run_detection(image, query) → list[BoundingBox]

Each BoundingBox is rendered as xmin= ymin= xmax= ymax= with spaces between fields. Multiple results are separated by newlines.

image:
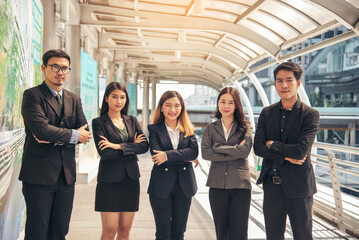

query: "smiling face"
xmin=161 ymin=97 xmax=182 ymax=123
xmin=41 ymin=57 xmax=70 ymax=91
xmin=218 ymin=93 xmax=236 ymax=119
xmin=275 ymin=69 xmax=301 ymax=103
xmin=105 ymin=89 xmax=127 ymax=114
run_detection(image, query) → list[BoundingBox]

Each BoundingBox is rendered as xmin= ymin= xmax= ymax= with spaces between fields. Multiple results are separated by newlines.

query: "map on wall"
xmin=0 ymin=0 xmax=43 ymax=239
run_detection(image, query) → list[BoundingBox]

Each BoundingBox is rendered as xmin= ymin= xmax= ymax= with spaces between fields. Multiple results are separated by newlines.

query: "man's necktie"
xmin=56 ymin=93 xmax=63 ymax=110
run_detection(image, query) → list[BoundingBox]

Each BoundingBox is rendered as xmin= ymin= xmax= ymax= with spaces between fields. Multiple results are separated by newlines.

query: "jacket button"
xmin=183 ymin=167 xmax=186 ymax=170
xmin=62 ymin=151 xmax=65 ymax=155
xmin=165 ymin=168 xmax=168 ymax=171
xmin=60 ymin=121 xmax=64 ymax=125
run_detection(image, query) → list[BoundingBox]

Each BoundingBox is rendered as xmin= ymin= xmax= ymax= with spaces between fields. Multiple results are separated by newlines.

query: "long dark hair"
xmin=100 ymin=82 xmax=130 ymax=116
xmin=214 ymin=87 xmax=247 ymax=135
xmin=152 ymin=91 xmax=194 ymax=137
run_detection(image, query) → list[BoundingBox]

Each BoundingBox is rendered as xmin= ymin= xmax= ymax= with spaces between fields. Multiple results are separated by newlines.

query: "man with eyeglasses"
xmin=20 ymin=49 xmax=92 ymax=240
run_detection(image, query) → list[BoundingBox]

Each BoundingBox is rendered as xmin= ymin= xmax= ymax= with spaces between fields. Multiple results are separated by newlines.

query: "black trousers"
xmin=209 ymin=188 xmax=251 ymax=240
xmin=263 ymin=176 xmax=313 ymax=240
xmin=22 ymin=170 xmax=75 ymax=240
xmin=149 ymin=178 xmax=192 ymax=240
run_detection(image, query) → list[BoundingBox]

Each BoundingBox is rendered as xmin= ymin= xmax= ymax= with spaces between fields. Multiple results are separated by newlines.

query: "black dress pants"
xmin=263 ymin=176 xmax=313 ymax=240
xmin=22 ymin=170 xmax=75 ymax=240
xmin=149 ymin=178 xmax=192 ymax=240
xmin=209 ymin=188 xmax=251 ymax=240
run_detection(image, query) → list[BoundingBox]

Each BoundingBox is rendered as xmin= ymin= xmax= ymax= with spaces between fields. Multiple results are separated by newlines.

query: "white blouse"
xmin=165 ymin=123 xmax=180 ymax=150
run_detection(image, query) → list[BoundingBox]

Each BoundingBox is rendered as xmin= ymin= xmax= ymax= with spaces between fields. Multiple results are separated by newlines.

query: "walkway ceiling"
xmin=79 ymin=0 xmax=359 ymax=90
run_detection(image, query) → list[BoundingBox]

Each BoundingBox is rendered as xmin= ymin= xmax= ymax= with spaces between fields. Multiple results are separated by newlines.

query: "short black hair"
xmin=273 ymin=62 xmax=303 ymax=81
xmin=42 ymin=49 xmax=71 ymax=66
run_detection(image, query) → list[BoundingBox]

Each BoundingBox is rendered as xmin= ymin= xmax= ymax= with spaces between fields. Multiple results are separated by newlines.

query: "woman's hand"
xmin=239 ymin=139 xmax=246 ymax=146
xmin=188 ymin=158 xmax=199 ymax=168
xmin=134 ymin=132 xmax=146 ymax=143
xmin=152 ymin=150 xmax=167 ymax=165
xmin=98 ymin=136 xmax=121 ymax=150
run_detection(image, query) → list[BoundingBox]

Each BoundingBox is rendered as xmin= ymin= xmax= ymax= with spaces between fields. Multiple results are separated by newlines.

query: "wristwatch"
xmin=267 ymin=141 xmax=273 ymax=150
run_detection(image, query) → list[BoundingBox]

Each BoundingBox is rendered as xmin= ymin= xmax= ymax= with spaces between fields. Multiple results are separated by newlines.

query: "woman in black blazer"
xmin=92 ymin=82 xmax=148 ymax=240
xmin=147 ymin=90 xmax=199 ymax=240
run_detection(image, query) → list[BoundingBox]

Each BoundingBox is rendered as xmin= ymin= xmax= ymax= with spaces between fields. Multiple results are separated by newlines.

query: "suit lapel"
xmin=123 ymin=115 xmax=133 ymax=141
xmin=227 ymin=121 xmax=238 ymax=140
xmin=213 ymin=120 xmax=226 ymax=141
xmin=102 ymin=113 xmax=123 ymax=142
xmin=282 ymin=99 xmax=301 ymax=142
xmin=158 ymin=122 xmax=174 ymax=150
xmin=62 ymin=89 xmax=73 ymax=120
xmin=272 ymin=103 xmax=281 ymax=141
xmin=177 ymin=131 xmax=186 ymax=150
xmin=40 ymin=82 xmax=62 ymax=118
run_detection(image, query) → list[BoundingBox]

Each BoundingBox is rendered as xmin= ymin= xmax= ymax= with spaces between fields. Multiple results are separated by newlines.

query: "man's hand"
xmin=285 ymin=156 xmax=307 ymax=165
xmin=33 ymin=134 xmax=50 ymax=144
xmin=265 ymin=140 xmax=273 ymax=147
xmin=152 ymin=150 xmax=167 ymax=165
xmin=78 ymin=124 xmax=92 ymax=144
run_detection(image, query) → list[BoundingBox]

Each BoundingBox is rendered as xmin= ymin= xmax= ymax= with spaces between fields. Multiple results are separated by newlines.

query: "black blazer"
xmin=92 ymin=113 xmax=148 ymax=183
xmin=19 ymin=82 xmax=88 ymax=185
xmin=254 ymin=99 xmax=319 ymax=198
xmin=147 ymin=122 xmax=198 ymax=200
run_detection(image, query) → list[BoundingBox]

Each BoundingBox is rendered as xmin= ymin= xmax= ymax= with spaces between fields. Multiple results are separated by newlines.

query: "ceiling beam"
xmin=80 ymin=3 xmax=280 ymax=57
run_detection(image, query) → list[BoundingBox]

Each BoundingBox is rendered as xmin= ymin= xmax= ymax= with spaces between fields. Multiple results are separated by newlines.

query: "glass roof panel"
xmin=240 ymin=20 xmax=284 ymax=45
xmin=249 ymin=11 xmax=299 ymax=40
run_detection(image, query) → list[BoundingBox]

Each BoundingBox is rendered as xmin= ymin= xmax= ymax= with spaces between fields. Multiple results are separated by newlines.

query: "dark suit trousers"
xmin=209 ymin=188 xmax=251 ymax=240
xmin=149 ymin=177 xmax=192 ymax=240
xmin=263 ymin=176 xmax=313 ymax=240
xmin=22 ymin=169 xmax=75 ymax=240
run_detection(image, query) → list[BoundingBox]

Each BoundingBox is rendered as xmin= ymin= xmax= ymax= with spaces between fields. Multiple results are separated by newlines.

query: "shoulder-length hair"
xmin=100 ymin=82 xmax=130 ymax=116
xmin=214 ymin=87 xmax=247 ymax=134
xmin=152 ymin=90 xmax=194 ymax=138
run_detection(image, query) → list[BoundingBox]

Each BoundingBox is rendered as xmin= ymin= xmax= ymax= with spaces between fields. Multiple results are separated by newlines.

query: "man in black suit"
xmin=19 ymin=49 xmax=92 ymax=240
xmin=254 ymin=62 xmax=319 ymax=240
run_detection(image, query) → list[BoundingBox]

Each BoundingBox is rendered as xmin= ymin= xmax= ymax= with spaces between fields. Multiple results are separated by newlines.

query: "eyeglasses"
xmin=46 ymin=64 xmax=71 ymax=74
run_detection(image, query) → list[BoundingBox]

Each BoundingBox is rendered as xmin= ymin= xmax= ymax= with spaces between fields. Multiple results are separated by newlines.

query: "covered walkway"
xmin=67 ymin=152 xmax=356 ymax=240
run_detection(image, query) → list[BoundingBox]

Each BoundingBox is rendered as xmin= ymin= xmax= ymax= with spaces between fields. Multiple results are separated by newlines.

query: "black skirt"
xmin=95 ymin=173 xmax=140 ymax=212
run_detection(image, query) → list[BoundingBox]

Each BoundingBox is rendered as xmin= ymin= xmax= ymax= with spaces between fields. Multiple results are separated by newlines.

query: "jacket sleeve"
xmin=201 ymin=124 xmax=240 ymax=162
xmin=148 ymin=124 xmax=162 ymax=156
xmin=212 ymin=125 xmax=253 ymax=159
xmin=121 ymin=117 xmax=149 ymax=156
xmin=269 ymin=109 xmax=319 ymax=159
xmin=166 ymin=134 xmax=199 ymax=162
xmin=253 ymin=109 xmax=285 ymax=164
xmin=21 ymin=89 xmax=72 ymax=144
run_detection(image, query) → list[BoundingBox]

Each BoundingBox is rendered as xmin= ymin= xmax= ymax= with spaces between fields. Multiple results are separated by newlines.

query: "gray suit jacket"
xmin=201 ymin=119 xmax=253 ymax=189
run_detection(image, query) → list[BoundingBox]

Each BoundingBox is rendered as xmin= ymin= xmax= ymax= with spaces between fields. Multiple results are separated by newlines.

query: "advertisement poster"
xmin=0 ymin=0 xmax=43 ymax=239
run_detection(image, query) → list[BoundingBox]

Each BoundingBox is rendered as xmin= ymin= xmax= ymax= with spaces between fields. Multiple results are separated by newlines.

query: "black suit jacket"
xmin=254 ymin=99 xmax=319 ymax=198
xmin=147 ymin=122 xmax=198 ymax=200
xmin=19 ymin=82 xmax=88 ymax=185
xmin=92 ymin=113 xmax=148 ymax=183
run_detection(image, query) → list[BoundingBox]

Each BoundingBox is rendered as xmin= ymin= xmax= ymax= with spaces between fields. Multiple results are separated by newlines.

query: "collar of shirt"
xmin=45 ymin=81 xmax=63 ymax=99
xmin=221 ymin=119 xmax=233 ymax=142
xmin=165 ymin=123 xmax=180 ymax=150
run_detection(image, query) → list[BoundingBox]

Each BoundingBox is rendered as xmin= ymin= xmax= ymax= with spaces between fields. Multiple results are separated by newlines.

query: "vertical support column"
xmin=65 ymin=25 xmax=81 ymax=96
xmin=246 ymin=72 xmax=270 ymax=107
xmin=41 ymin=0 xmax=56 ymax=52
xmin=142 ymin=78 xmax=150 ymax=136
xmin=151 ymin=81 xmax=157 ymax=121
